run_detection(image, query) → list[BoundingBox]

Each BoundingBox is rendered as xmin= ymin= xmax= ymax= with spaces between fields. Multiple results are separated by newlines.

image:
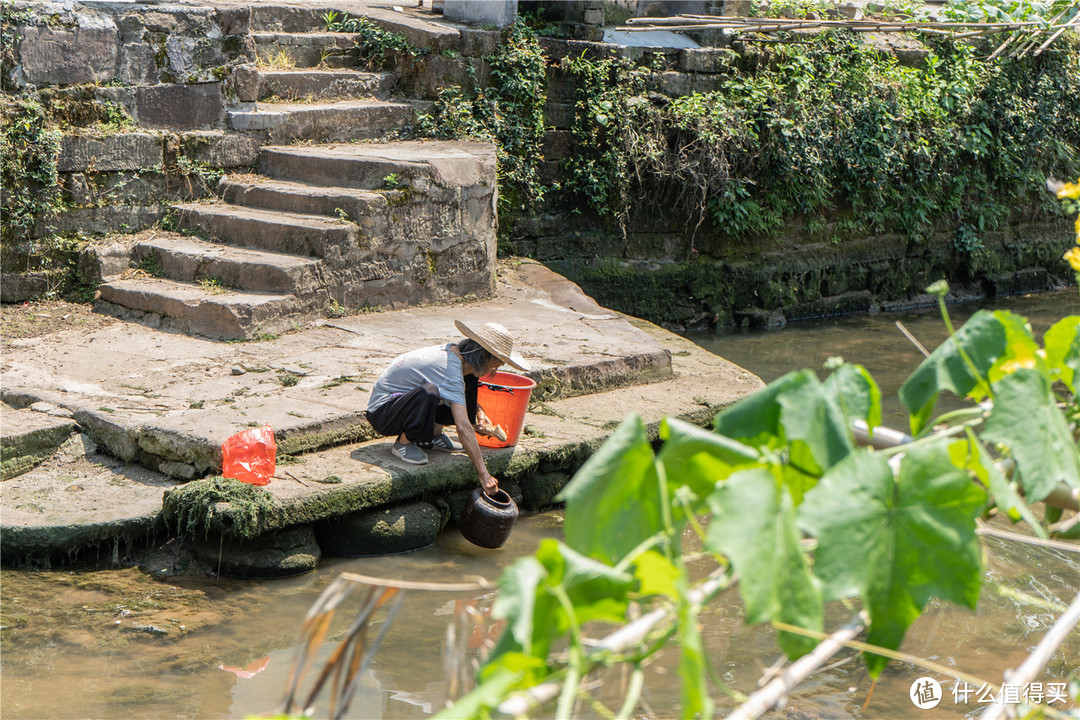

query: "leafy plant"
xmin=1051 ymin=178 xmax=1080 ymax=288
xmin=558 ymin=30 xmax=1080 ymax=245
xmin=382 ymin=173 xmax=400 ymax=189
xmin=0 ymin=97 xmax=63 ymax=246
xmin=437 ymin=284 xmax=1079 ymax=718
xmin=323 ymin=12 xmax=424 ymax=69
xmin=196 ymin=274 xmax=227 ymax=294
xmin=412 ymin=18 xmax=550 ymax=214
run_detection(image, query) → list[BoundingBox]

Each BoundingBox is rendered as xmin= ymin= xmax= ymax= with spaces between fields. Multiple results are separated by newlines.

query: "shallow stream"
xmin=2 ymin=290 xmax=1078 ymax=719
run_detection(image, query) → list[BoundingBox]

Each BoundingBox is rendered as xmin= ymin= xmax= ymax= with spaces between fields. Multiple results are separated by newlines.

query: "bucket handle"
xmin=479 ymin=382 xmax=516 ymax=394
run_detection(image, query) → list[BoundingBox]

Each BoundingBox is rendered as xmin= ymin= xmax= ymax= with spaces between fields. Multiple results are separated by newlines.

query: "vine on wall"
xmin=410 ymin=19 xmax=550 ymax=215
xmin=560 ymin=31 xmax=1080 ymax=249
xmin=0 ymin=97 xmax=63 ymax=249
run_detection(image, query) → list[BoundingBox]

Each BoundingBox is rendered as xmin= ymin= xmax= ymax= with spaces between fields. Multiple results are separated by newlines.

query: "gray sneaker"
xmin=428 ymin=433 xmax=463 ymax=452
xmin=392 ymin=441 xmax=428 ymax=465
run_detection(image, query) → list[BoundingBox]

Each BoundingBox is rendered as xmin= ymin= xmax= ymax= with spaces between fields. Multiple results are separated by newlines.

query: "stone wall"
xmin=2 ymin=1 xmax=1073 ymax=322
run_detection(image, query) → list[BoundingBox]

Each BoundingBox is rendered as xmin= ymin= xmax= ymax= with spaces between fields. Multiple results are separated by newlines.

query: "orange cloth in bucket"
xmin=476 ymin=372 xmax=535 ymax=448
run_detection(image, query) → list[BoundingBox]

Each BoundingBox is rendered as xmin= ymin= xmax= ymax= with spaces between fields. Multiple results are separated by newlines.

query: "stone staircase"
xmin=96 ymin=141 xmax=497 ymax=339
xmin=95 ymin=14 xmax=498 ymax=340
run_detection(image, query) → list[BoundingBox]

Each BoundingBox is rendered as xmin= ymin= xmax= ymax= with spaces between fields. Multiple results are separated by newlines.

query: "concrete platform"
xmin=1 ymin=261 xmax=763 ymax=563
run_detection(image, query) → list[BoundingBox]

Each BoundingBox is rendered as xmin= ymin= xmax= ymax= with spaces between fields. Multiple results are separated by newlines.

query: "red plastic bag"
xmin=221 ymin=424 xmax=276 ymax=486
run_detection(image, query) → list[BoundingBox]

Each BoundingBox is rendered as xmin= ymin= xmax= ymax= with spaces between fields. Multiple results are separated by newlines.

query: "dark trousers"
xmin=366 ymin=378 xmax=478 ymax=445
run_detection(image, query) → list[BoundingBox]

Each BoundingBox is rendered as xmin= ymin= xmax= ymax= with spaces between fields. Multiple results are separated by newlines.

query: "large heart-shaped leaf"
xmin=713 ymin=370 xmax=854 ymax=499
xmin=798 ymin=443 xmax=985 ymax=676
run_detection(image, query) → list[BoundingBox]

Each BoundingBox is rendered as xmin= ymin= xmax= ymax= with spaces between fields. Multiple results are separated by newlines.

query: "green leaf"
xmin=824 ymin=362 xmax=882 ymax=431
xmin=633 ymin=549 xmax=682 ymax=600
xmin=658 ymin=417 xmax=760 ymax=501
xmin=706 ymin=468 xmax=823 ymax=658
xmin=558 ymin=414 xmax=663 ymax=564
xmin=489 ymin=541 xmax=634 ymax=666
xmin=798 ymin=443 xmax=985 ymax=676
xmin=899 ymin=309 xmax=1006 ymax=434
xmin=490 ymin=556 xmax=554 ymax=661
xmin=713 ymin=370 xmax=854 ymax=497
xmin=1043 ymin=315 xmax=1080 ymax=393
xmin=986 ymin=310 xmax=1043 ymax=386
xmin=677 ymin=599 xmax=714 ymax=720
xmin=535 ymin=539 xmax=634 ymax=626
xmin=982 ymin=368 xmax=1080 ymax=502
xmin=949 ymin=431 xmax=1046 ymax=538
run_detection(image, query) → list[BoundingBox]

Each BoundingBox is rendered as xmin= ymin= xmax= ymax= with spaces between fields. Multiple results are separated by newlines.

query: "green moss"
xmin=162 ymin=476 xmax=274 ymax=540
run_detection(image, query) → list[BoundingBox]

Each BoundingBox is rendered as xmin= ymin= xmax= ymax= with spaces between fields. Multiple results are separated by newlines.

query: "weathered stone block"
xmin=544 ymin=102 xmax=574 ymax=129
xmin=44 ymin=206 xmax=165 ymax=238
xmin=180 ymin=131 xmax=260 ymax=167
xmin=196 ymin=525 xmax=321 ymax=577
xmin=214 ymin=7 xmax=251 ymax=36
xmin=0 ymin=272 xmax=60 ymax=303
xmin=136 ymin=84 xmax=223 ymax=130
xmin=163 ymin=35 xmax=232 ymax=84
xmin=1 ymin=408 xmax=78 ymax=480
xmin=653 ymin=70 xmax=722 ymax=97
xmin=58 ymin=133 xmax=164 ymax=173
xmin=680 ymin=47 xmax=736 ymax=73
xmin=457 ymin=28 xmax=500 ymax=57
xmin=231 ymin=64 xmax=259 ymax=103
xmin=316 ymin=501 xmax=445 ymax=556
xmin=118 ymin=42 xmax=159 ymax=85
xmin=19 ymin=23 xmax=119 ymax=86
xmin=542 ymin=130 xmax=574 ymax=161
xmin=444 ymin=0 xmax=517 ymax=28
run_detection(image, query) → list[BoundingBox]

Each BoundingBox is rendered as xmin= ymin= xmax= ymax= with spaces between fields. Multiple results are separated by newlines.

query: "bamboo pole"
xmin=851 ymin=420 xmax=1080 ymax=512
xmin=724 ymin=612 xmax=869 ymax=720
xmin=978 ymin=594 xmax=1080 ymax=720
xmin=1034 ymin=8 xmax=1080 ymax=55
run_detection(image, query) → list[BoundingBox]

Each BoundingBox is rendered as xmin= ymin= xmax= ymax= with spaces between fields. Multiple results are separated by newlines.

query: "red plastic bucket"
xmin=476 ymin=371 xmax=535 ymax=448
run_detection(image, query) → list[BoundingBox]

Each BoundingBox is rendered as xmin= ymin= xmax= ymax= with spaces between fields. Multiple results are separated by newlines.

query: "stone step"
xmin=251 ymin=32 xmax=360 ymax=69
xmin=1 ymin=406 xmax=78 ymax=480
xmin=95 ymin=277 xmax=305 ymax=340
xmin=258 ymin=140 xmax=496 ymax=192
xmin=227 ymin=99 xmax=413 ymax=143
xmin=133 ymin=235 xmax=324 ymax=295
xmin=256 ymin=68 xmax=398 ymax=101
xmin=247 ymin=5 xmax=460 ymax=51
xmin=171 ymin=202 xmax=358 ymax=258
xmin=219 ymin=176 xmax=388 ymax=221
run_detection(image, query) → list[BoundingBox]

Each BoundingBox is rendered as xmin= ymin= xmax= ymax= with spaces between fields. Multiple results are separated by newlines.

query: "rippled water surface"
xmin=2 ymin=290 xmax=1078 ymax=719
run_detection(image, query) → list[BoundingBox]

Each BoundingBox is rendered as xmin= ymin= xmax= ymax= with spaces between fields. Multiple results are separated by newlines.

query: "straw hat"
xmin=454 ymin=320 xmax=531 ymax=372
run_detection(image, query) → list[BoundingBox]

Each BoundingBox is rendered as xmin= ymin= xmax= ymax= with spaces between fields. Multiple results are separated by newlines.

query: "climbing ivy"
xmin=0 ymin=97 xmax=63 ymax=247
xmin=412 ymin=18 xmax=550 ymax=213
xmin=559 ymin=31 xmax=1080 ymax=245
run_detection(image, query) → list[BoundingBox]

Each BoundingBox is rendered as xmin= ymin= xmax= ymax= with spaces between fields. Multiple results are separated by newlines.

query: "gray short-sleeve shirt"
xmin=367 ymin=343 xmax=466 ymax=412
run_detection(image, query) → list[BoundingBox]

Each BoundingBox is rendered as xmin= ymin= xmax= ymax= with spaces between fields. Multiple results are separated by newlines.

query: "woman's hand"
xmin=480 ymin=471 xmax=499 ymax=495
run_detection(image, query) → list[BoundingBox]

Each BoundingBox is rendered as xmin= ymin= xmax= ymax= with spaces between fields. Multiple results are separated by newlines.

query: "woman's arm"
xmin=450 ymin=401 xmax=497 ymax=494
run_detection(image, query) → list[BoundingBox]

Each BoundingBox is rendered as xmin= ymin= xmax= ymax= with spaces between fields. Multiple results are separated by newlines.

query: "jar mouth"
xmin=485 ymin=489 xmax=512 ymax=507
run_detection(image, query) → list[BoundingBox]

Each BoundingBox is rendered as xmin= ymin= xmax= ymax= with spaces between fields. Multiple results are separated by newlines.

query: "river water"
xmin=2 ymin=290 xmax=1078 ymax=719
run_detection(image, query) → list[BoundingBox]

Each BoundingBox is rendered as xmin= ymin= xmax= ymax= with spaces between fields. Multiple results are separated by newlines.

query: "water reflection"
xmin=2 ymin=291 xmax=1078 ymax=719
